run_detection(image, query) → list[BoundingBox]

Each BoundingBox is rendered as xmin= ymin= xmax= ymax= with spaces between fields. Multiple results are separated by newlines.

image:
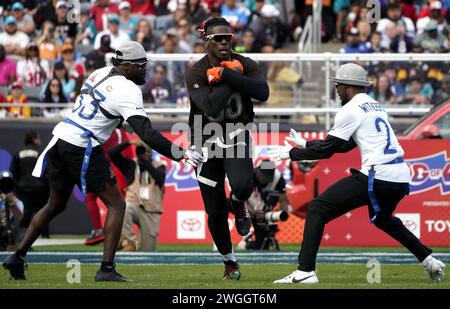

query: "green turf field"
xmin=1 ymin=264 xmax=448 ymax=289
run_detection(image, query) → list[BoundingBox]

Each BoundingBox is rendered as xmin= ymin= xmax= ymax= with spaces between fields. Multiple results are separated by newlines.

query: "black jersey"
xmin=185 ymin=53 xmax=268 ymax=143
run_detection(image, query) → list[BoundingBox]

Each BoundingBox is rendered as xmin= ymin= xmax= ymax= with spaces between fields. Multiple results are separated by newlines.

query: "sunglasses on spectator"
xmin=121 ymin=60 xmax=148 ymax=70
xmin=205 ymin=33 xmax=233 ymax=42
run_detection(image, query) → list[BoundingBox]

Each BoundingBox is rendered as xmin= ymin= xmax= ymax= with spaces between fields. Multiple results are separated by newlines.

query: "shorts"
xmin=46 ymin=139 xmax=116 ymax=193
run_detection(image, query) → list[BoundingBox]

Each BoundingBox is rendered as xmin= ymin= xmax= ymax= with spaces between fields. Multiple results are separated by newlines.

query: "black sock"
xmin=101 ymin=261 xmax=114 ymax=272
xmin=15 ymin=250 xmax=26 ymax=260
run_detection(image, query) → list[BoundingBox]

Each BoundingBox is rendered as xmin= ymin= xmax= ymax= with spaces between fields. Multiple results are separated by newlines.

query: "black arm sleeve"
xmin=127 ymin=115 xmax=184 ymax=162
xmin=190 ymin=84 xmax=233 ymax=118
xmin=108 ymin=142 xmax=136 ymax=186
xmin=289 ymin=135 xmax=351 ymax=161
xmin=140 ymin=161 xmax=166 ymax=188
xmin=305 ymin=137 xmax=357 ymax=153
xmin=221 ymin=68 xmax=269 ymax=102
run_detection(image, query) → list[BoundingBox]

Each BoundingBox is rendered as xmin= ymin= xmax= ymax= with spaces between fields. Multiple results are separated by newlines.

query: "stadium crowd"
xmin=0 ymin=0 xmax=448 ymax=119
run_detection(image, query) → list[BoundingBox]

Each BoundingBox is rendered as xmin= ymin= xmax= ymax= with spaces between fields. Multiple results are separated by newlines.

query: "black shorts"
xmin=46 ymin=139 xmax=116 ymax=193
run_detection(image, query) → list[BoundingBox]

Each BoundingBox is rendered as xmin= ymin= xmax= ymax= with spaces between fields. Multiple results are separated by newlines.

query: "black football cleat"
xmin=3 ymin=254 xmax=27 ymax=280
xmin=95 ymin=266 xmax=132 ymax=282
xmin=223 ymin=261 xmax=241 ymax=280
xmin=230 ymin=199 xmax=251 ymax=236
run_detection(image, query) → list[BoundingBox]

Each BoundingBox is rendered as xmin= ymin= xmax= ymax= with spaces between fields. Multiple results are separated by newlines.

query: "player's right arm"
xmin=185 ymin=65 xmax=233 ymax=118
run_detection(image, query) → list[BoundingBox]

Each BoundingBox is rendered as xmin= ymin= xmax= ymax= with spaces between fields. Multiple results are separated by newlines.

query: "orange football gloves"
xmin=206 ymin=67 xmax=223 ymax=84
xmin=220 ymin=59 xmax=243 ymax=74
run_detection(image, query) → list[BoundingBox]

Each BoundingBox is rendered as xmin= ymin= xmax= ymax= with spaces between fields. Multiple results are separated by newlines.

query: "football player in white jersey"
xmin=270 ymin=63 xmax=445 ymax=284
xmin=3 ymin=41 xmax=204 ymax=282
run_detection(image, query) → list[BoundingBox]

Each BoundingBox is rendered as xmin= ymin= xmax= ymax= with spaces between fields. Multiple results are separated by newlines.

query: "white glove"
xmin=183 ymin=149 xmax=205 ymax=168
xmin=285 ymin=128 xmax=306 ymax=148
xmin=267 ymin=141 xmax=293 ymax=162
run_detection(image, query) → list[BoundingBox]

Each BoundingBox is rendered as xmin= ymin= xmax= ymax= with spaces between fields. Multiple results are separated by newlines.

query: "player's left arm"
xmin=220 ymin=57 xmax=269 ymax=102
xmin=306 ymin=137 xmax=357 ymax=153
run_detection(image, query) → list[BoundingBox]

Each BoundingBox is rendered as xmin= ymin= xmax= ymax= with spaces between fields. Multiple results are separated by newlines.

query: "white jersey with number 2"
xmin=328 ymin=93 xmax=410 ymax=183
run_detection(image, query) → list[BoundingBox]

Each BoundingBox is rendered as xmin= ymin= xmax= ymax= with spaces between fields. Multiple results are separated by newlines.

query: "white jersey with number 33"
xmin=52 ymin=66 xmax=147 ymax=148
xmin=328 ymin=93 xmax=410 ymax=183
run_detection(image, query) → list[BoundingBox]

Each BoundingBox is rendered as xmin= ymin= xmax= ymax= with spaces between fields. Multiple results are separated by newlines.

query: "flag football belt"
xmin=368 ymin=157 xmax=404 ymax=224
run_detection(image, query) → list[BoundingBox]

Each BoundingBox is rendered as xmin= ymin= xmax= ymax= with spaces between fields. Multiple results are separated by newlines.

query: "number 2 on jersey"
xmin=375 ymin=117 xmax=397 ymax=154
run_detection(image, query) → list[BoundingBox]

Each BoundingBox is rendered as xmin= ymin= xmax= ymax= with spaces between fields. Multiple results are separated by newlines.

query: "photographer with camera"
xmin=0 ymin=171 xmax=24 ymax=251
xmin=240 ymin=160 xmax=289 ymax=250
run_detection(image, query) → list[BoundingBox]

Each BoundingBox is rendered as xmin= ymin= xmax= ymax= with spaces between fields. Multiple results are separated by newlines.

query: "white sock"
xmin=223 ymin=252 xmax=237 ymax=263
xmin=422 ymin=255 xmax=433 ymax=266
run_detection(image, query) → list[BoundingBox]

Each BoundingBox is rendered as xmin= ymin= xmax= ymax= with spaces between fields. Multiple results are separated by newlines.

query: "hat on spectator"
xmin=430 ymin=1 xmax=442 ymax=10
xmin=118 ymin=1 xmax=131 ymax=10
xmin=114 ymin=41 xmax=148 ymax=61
xmin=55 ymin=1 xmax=67 ymax=9
xmin=61 ymin=43 xmax=74 ymax=53
xmin=349 ymin=27 xmax=359 ymax=36
xmin=108 ymin=14 xmax=120 ymax=24
xmin=54 ymin=61 xmax=66 ymax=70
xmin=425 ymin=20 xmax=438 ymax=31
xmin=5 ymin=15 xmax=17 ymax=25
xmin=329 ymin=63 xmax=373 ymax=87
xmin=260 ymin=4 xmax=280 ymax=18
xmin=387 ymin=2 xmax=401 ymax=10
xmin=12 ymin=2 xmax=24 ymax=11
xmin=166 ymin=28 xmax=178 ymax=37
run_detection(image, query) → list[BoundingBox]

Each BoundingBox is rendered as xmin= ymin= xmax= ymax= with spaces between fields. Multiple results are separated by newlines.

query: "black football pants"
xmin=298 ymin=169 xmax=432 ymax=271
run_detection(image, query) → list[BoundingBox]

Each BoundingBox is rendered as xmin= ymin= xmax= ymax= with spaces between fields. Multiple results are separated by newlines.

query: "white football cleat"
xmin=423 ymin=256 xmax=445 ymax=282
xmin=273 ymin=270 xmax=319 ymax=284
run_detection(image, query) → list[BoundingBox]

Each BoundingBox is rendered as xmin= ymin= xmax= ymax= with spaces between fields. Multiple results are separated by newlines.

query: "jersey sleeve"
xmin=185 ymin=64 xmax=207 ymax=96
xmin=327 ymin=108 xmax=363 ymax=141
xmin=112 ymin=86 xmax=148 ymax=120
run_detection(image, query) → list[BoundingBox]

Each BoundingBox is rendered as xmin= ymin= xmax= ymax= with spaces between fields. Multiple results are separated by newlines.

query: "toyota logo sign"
xmin=181 ymin=218 xmax=202 ymax=232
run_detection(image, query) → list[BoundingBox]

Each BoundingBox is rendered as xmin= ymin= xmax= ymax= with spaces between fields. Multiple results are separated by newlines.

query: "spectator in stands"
xmin=384 ymin=67 xmax=405 ymax=98
xmin=10 ymin=2 xmax=35 ymax=37
xmin=36 ymin=21 xmax=61 ymax=62
xmin=0 ymin=16 xmax=29 ymax=60
xmin=94 ymin=14 xmax=131 ymax=50
xmin=369 ymin=73 xmax=398 ymax=104
xmin=177 ymin=17 xmax=197 ymax=52
xmin=54 ymin=1 xmax=78 ymax=42
xmin=156 ymin=32 xmax=189 ymax=87
xmin=380 ymin=21 xmax=398 ymax=50
xmin=417 ymin=1 xmax=447 ymax=35
xmin=389 ymin=24 xmax=415 ymax=53
xmin=118 ymin=1 xmax=139 ymax=40
xmin=135 ymin=19 xmax=161 ymax=52
xmin=249 ymin=4 xmax=291 ymax=49
xmin=186 ymin=0 xmax=209 ymax=29
xmin=109 ymin=140 xmax=166 ymax=252
xmin=16 ymin=42 xmax=50 ymax=88
xmin=431 ymin=74 xmax=450 ymax=105
xmin=52 ymin=61 xmax=75 ymax=100
xmin=60 ymin=43 xmax=85 ymax=80
xmin=340 ymin=27 xmax=371 ymax=53
xmin=40 ymin=77 xmax=68 ymax=117
xmin=129 ymin=0 xmax=157 ymax=15
xmin=221 ymin=0 xmax=250 ymax=34
xmin=143 ymin=64 xmax=173 ymax=104
xmin=234 ymin=28 xmax=261 ymax=53
xmin=5 ymin=81 xmax=30 ymax=118
xmin=400 ymin=0 xmax=418 ymax=23
xmin=33 ymin=0 xmax=57 ymax=31
xmin=75 ymin=9 xmax=98 ymax=46
xmin=367 ymin=31 xmax=387 ymax=53
xmin=10 ymin=131 xmax=50 ymax=240
xmin=85 ymin=34 xmax=114 ymax=70
xmin=333 ymin=0 xmax=350 ymax=42
xmin=246 ymin=0 xmax=266 ymax=27
xmin=403 ymin=77 xmax=434 ymax=105
xmin=418 ymin=0 xmax=447 ymax=19
xmin=414 ymin=20 xmax=448 ymax=52
xmin=89 ymin=0 xmax=119 ymax=32
xmin=377 ymin=3 xmax=415 ymax=43
xmin=192 ymin=39 xmax=206 ymax=53
xmin=0 ymin=44 xmax=17 ymax=86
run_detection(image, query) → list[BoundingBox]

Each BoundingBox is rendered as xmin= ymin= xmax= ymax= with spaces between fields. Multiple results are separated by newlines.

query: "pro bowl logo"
xmin=407 ymin=151 xmax=450 ymax=195
xmin=155 ymin=146 xmax=292 ymax=192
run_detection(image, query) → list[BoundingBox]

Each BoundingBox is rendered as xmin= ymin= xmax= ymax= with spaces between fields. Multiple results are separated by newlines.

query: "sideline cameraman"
xmin=0 ymin=171 xmax=24 ymax=251
xmin=242 ymin=160 xmax=290 ymax=250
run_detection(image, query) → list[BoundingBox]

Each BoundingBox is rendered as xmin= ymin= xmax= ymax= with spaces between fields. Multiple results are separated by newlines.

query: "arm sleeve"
xmin=108 ymin=142 xmax=136 ymax=185
xmin=185 ymin=66 xmax=233 ymax=118
xmin=306 ymin=137 xmax=357 ymax=153
xmin=140 ymin=162 xmax=166 ymax=188
xmin=289 ymin=135 xmax=351 ymax=161
xmin=126 ymin=115 xmax=183 ymax=162
xmin=220 ymin=59 xmax=269 ymax=102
